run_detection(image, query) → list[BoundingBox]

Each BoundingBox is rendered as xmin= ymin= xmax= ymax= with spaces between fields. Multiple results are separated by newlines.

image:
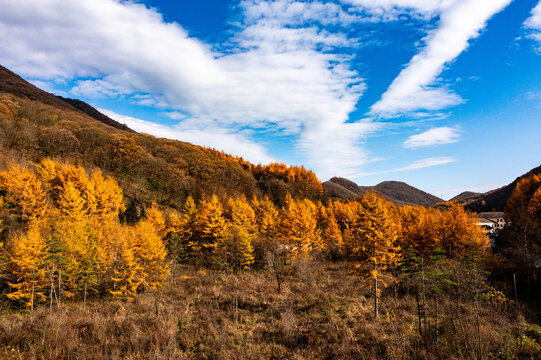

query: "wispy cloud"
xmin=370 ymin=0 xmax=512 ymax=118
xmin=524 ymin=1 xmax=541 ymax=52
xmin=28 ymin=79 xmax=68 ymax=97
xmin=342 ymin=0 xmax=449 ymax=20
xmin=359 ymin=156 xmax=456 ymax=176
xmin=403 ymin=126 xmax=461 ymax=148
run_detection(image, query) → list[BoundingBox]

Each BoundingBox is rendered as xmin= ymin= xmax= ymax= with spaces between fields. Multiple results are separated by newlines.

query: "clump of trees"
xmin=0 ymin=158 xmax=493 ymax=313
xmin=496 ymin=173 xmax=541 ymax=298
xmin=0 ymin=159 xmax=169 ymax=307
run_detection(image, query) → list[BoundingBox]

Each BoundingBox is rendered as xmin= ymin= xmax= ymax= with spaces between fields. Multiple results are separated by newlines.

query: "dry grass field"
xmin=1 ymin=261 xmax=539 ymax=360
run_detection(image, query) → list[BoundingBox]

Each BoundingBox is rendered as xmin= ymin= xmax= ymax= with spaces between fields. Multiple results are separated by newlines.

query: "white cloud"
xmin=99 ymin=109 xmax=276 ymax=165
xmin=0 ymin=0 xmax=372 ymax=179
xmin=403 ymin=126 xmax=461 ymax=148
xmin=27 ymin=79 xmax=68 ymax=96
xmin=525 ymin=1 xmax=541 ymax=29
xmin=343 ymin=0 xmax=454 ymax=19
xmin=525 ymin=1 xmax=541 ymax=52
xmin=370 ymin=0 xmax=512 ymax=117
xmin=242 ymin=0 xmax=359 ymax=26
xmin=389 ymin=156 xmax=456 ymax=171
xmin=359 ymin=156 xmax=455 ymax=176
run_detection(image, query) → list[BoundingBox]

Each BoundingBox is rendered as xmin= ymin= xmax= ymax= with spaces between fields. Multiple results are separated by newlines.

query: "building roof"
xmin=477 ymin=218 xmax=496 ymax=225
xmin=477 ymin=212 xmax=504 ymax=219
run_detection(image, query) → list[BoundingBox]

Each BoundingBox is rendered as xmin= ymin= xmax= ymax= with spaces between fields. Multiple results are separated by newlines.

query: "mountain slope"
xmin=0 ymin=64 xmax=323 ymax=209
xmin=0 ymin=65 xmax=133 ymax=132
xmin=450 ymin=191 xmax=480 ymax=203
xmin=323 ymin=177 xmax=443 ymax=207
xmin=57 ymin=96 xmax=133 ymax=132
xmin=463 ymin=164 xmax=541 ymax=212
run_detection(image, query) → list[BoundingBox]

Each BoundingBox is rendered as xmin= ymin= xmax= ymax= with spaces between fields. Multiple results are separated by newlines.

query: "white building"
xmin=477 ymin=211 xmax=505 ymax=234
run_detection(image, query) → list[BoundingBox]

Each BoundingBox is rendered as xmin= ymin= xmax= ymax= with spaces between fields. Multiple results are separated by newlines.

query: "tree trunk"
xmin=58 ymin=269 xmax=62 ymax=306
xmin=83 ymin=277 xmax=87 ymax=309
xmin=373 ymin=241 xmax=378 ymax=319
xmin=31 ymin=278 xmax=35 ymax=311
xmin=476 ymin=299 xmax=482 ymax=360
xmin=416 ymin=291 xmax=423 ymax=340
xmin=435 ymin=292 xmax=439 ymax=344
xmin=421 ymin=259 xmax=427 ymax=341
xmin=513 ymin=272 xmax=518 ymax=303
xmin=49 ymin=265 xmax=54 ymax=312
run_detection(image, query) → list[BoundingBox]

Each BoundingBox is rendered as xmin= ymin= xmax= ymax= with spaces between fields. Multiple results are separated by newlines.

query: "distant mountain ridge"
xmin=323 ymin=177 xmax=443 ymax=207
xmin=458 ymin=164 xmax=541 ymax=212
xmin=450 ymin=191 xmax=480 ymax=203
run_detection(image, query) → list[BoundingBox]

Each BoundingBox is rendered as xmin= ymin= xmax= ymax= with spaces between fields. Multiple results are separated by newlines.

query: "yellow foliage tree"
xmin=194 ymin=195 xmax=228 ymax=257
xmin=322 ymin=215 xmax=343 ymax=259
xmin=398 ymin=205 xmax=443 ymax=256
xmin=0 ymin=165 xmax=47 ymax=222
xmin=251 ymin=196 xmax=279 ymax=265
xmin=89 ymin=169 xmax=123 ymax=221
xmin=57 ymin=181 xmax=87 ymax=222
xmin=146 ymin=202 xmax=167 ymax=239
xmin=220 ymin=197 xmax=256 ymax=269
xmin=226 ymin=196 xmax=257 ymax=232
xmin=110 ymin=227 xmax=143 ymax=302
xmin=167 ymin=196 xmax=198 ymax=262
xmin=277 ymin=193 xmax=320 ymax=260
xmin=252 ymin=195 xmax=278 ymax=239
xmin=6 ymin=223 xmax=49 ymax=309
xmin=352 ymin=193 xmax=402 ymax=318
xmin=439 ymin=202 xmax=488 ymax=257
xmin=129 ymin=220 xmax=169 ymax=291
xmin=52 ymin=218 xmax=100 ymax=304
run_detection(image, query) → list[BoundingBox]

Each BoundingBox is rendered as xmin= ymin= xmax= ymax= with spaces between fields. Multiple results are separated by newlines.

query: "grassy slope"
xmin=0 ymin=262 xmax=538 ymax=360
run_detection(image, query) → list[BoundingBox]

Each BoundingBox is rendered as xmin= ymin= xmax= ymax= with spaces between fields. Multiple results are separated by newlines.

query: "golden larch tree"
xmin=146 ymin=202 xmax=167 ymax=239
xmin=6 ymin=222 xmax=49 ymax=309
xmin=223 ymin=197 xmax=256 ymax=269
xmin=129 ymin=220 xmax=169 ymax=291
xmin=0 ymin=165 xmax=47 ymax=222
xmin=277 ymin=194 xmax=320 ymax=260
xmin=89 ymin=169 xmax=123 ymax=221
xmin=110 ymin=226 xmax=143 ymax=301
xmin=353 ymin=193 xmax=402 ymax=318
xmin=194 ymin=195 xmax=228 ymax=256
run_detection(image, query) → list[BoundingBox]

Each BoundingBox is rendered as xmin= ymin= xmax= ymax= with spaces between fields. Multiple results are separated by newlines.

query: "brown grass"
xmin=0 ymin=261 xmax=539 ymax=359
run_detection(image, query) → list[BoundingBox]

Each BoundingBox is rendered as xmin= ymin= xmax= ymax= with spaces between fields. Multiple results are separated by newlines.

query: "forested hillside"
xmin=0 ymin=65 xmax=323 ymax=210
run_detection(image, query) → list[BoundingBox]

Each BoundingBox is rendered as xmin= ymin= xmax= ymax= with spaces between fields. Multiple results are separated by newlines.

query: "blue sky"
xmin=1 ymin=0 xmax=540 ymax=199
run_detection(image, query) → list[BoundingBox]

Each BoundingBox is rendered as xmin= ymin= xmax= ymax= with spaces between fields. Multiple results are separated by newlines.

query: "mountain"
xmin=450 ymin=191 xmax=480 ymax=203
xmin=0 ymin=64 xmax=323 ymax=209
xmin=323 ymin=177 xmax=443 ymax=207
xmin=462 ymin=164 xmax=541 ymax=212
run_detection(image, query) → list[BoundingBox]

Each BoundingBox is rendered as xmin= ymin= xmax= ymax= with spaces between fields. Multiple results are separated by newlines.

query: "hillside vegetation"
xmin=0 ymin=158 xmax=540 ymax=358
xmin=0 ymin=65 xmax=323 ymax=210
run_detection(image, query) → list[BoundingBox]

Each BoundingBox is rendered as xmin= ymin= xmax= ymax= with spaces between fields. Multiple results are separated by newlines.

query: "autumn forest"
xmin=0 ymin=66 xmax=540 ymax=359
